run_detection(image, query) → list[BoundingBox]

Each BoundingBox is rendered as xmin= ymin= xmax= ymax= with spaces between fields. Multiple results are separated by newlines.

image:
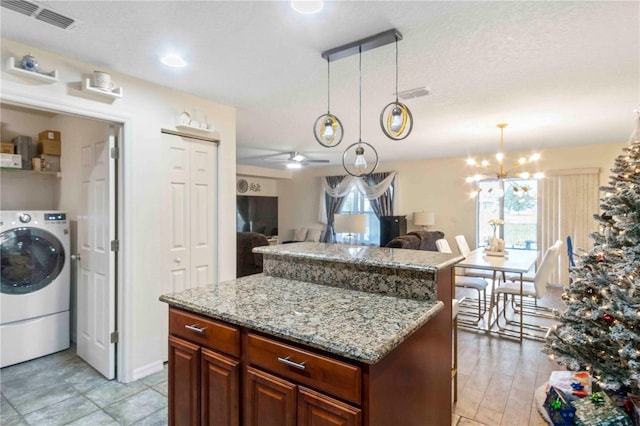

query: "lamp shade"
xmin=413 ymin=211 xmax=435 ymax=227
xmin=334 ymin=214 xmax=367 ymax=234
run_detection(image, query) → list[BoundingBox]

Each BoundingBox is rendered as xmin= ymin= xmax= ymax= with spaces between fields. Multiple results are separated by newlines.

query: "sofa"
xmin=237 ymin=232 xmax=269 ymax=278
xmin=385 ymin=230 xmax=444 ymax=251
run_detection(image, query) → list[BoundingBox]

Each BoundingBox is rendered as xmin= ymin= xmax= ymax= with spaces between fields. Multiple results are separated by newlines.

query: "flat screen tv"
xmin=236 ymin=196 xmax=278 ymax=237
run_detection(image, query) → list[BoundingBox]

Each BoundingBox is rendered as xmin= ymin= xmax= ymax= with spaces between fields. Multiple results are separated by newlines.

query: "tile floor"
xmin=1 ymin=287 xmax=564 ymax=426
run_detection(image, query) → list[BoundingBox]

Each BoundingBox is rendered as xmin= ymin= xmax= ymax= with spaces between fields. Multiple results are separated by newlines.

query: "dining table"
xmin=456 ymin=248 xmax=539 ymax=342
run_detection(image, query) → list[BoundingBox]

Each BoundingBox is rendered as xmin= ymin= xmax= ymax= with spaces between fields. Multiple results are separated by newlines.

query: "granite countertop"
xmin=254 ymin=242 xmax=463 ymax=273
xmin=160 ymin=274 xmax=443 ymax=364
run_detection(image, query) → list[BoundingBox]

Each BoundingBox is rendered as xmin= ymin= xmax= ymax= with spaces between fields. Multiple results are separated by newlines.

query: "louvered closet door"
xmin=161 ymin=132 xmax=217 ymax=361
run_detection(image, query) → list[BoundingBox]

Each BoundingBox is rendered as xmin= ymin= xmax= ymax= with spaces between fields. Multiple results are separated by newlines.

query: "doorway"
xmin=0 ymin=101 xmax=124 ymax=380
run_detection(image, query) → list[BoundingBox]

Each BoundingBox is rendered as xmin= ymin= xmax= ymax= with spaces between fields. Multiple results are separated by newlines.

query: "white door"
xmin=77 ymin=126 xmax=116 ymax=379
xmin=161 ymin=132 xmax=217 ymax=360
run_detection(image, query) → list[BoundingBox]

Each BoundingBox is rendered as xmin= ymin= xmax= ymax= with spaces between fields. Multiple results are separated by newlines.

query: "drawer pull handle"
xmin=277 ymin=356 xmax=306 ymax=370
xmin=185 ymin=324 xmax=207 ymax=334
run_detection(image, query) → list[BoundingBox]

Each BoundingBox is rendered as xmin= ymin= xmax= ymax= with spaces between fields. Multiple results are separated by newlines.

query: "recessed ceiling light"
xmin=291 ymin=0 xmax=323 ymax=14
xmin=161 ymin=54 xmax=187 ymax=68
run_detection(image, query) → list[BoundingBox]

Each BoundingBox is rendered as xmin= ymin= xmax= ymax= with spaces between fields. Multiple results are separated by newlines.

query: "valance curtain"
xmin=364 ymin=172 xmax=396 ymax=218
xmin=318 ymin=171 xmax=397 ymax=242
xmin=538 ymin=168 xmax=600 ymax=285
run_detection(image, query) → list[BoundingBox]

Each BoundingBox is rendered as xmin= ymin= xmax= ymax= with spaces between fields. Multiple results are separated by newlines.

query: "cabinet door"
xmin=169 ymin=336 xmax=200 ymax=426
xmin=244 ymin=367 xmax=296 ymax=426
xmin=202 ymin=348 xmax=240 ymax=426
xmin=297 ymin=387 xmax=361 ymax=426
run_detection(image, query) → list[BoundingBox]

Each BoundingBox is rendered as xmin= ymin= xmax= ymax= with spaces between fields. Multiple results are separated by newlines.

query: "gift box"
xmin=547 ymin=370 xmax=592 ymax=401
xmin=573 ymin=392 xmax=633 ymax=426
xmin=544 ymin=386 xmax=576 ymax=426
xmin=628 ymin=394 xmax=640 ymax=426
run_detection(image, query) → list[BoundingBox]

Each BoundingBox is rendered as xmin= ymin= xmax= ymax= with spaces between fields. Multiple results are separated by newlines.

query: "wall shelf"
xmin=0 ymin=168 xmax=61 ymax=177
xmin=175 ymin=124 xmax=215 ymax=135
xmin=81 ymin=78 xmax=123 ymax=99
xmin=6 ymin=57 xmax=58 ymax=83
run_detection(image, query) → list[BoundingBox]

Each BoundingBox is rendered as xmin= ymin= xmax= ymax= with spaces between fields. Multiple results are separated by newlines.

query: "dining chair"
xmin=489 ymin=240 xmax=563 ymax=339
xmin=436 ymin=238 xmax=489 ymax=324
xmin=452 ymin=297 xmax=460 ymax=403
xmin=454 ymin=234 xmax=507 ymax=283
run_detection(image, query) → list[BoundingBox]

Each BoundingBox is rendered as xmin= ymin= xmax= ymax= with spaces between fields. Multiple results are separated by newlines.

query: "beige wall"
xmin=276 ymin=142 xmax=626 ymax=249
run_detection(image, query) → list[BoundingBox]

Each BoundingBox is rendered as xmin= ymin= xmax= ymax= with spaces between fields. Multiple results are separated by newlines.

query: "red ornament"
xmin=603 ymin=314 xmax=614 ymax=324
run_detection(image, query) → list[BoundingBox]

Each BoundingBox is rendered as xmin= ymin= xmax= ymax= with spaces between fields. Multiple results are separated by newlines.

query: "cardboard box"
xmin=38 ymin=130 xmax=61 ymax=141
xmin=39 ymin=139 xmax=61 ymax=156
xmin=0 ymin=143 xmax=14 ymax=154
xmin=41 ymin=154 xmax=61 ymax=172
xmin=0 ymin=153 xmax=22 ymax=168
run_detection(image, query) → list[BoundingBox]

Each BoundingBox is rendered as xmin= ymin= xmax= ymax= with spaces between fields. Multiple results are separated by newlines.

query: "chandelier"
xmin=466 ymin=123 xmax=543 ymax=196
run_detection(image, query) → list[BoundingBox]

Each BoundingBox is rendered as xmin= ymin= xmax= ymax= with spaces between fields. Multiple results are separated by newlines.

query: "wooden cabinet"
xmin=244 ymin=367 xmax=360 ymax=426
xmin=168 ymin=308 xmax=240 ymax=426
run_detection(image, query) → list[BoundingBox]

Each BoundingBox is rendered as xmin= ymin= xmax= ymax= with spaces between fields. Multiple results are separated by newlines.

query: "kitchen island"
xmin=160 ymin=242 xmax=462 ymax=426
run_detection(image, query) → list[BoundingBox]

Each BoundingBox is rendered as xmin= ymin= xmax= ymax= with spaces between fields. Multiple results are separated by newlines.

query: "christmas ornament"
xmin=603 ymin=314 xmax=614 ymax=324
xmin=596 ymin=253 xmax=605 ymax=262
xmin=586 ymin=286 xmax=597 ymax=296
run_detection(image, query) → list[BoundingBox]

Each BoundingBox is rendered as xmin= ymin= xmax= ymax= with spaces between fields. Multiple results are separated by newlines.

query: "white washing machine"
xmin=0 ymin=210 xmax=70 ymax=367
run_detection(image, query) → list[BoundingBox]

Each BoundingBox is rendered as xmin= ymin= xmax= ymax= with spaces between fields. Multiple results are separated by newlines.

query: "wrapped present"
xmin=544 ymin=386 xmax=576 ymax=426
xmin=573 ymin=392 xmax=633 ymax=426
xmin=628 ymin=394 xmax=640 ymax=426
xmin=547 ymin=370 xmax=592 ymax=401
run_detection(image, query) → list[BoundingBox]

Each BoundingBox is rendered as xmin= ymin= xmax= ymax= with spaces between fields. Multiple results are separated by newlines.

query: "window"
xmin=338 ymin=187 xmax=380 ymax=245
xmin=477 ymin=179 xmax=538 ymax=250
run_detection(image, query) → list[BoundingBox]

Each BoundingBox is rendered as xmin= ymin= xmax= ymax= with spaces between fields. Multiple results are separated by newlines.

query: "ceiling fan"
xmin=262 ymin=151 xmax=330 ymax=169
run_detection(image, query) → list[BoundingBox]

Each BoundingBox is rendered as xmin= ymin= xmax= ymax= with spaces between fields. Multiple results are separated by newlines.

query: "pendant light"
xmin=313 ymin=58 xmax=344 ymax=147
xmin=342 ymin=47 xmax=378 ymax=177
xmin=380 ymin=36 xmax=413 ymax=140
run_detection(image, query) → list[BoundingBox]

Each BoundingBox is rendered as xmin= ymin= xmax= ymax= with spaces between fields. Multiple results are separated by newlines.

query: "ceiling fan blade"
xmin=302 ymin=159 xmax=330 ymax=163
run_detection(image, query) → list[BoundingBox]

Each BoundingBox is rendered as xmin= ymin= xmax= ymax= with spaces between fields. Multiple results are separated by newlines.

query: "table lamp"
xmin=333 ymin=214 xmax=367 ymax=244
xmin=413 ymin=211 xmax=435 ymax=230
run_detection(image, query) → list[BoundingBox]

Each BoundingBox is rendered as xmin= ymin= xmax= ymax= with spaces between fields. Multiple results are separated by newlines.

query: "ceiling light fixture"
xmin=291 ymin=0 xmax=324 ymax=14
xmin=380 ymin=36 xmax=413 ymax=140
xmin=313 ymin=57 xmax=343 ymax=147
xmin=160 ymin=54 xmax=187 ymax=68
xmin=319 ymin=30 xmax=401 ymax=177
xmin=342 ymin=47 xmax=378 ymax=177
xmin=466 ymin=123 xmax=543 ymax=197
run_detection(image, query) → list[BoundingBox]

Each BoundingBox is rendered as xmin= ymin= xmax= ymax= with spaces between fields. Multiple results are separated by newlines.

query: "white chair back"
xmin=454 ymin=235 xmax=471 ymax=257
xmin=533 ymin=240 xmax=563 ymax=298
xmin=436 ymin=238 xmax=452 ymax=253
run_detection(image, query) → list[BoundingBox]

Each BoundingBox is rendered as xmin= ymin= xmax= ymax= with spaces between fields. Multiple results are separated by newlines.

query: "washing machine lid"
xmin=1 ymin=227 xmax=66 ymax=295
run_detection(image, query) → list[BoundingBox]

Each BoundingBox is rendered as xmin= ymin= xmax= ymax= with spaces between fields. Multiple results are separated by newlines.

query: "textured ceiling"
xmin=1 ymin=1 xmax=638 ymax=169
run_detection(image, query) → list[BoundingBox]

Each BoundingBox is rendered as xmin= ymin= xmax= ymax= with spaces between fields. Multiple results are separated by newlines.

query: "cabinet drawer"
xmin=169 ymin=308 xmax=240 ymax=357
xmin=246 ymin=333 xmax=361 ymax=405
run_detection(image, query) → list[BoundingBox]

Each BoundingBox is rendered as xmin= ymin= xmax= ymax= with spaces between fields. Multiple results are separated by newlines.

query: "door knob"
xmin=174 ymin=258 xmax=181 ymax=263
xmin=71 ymin=254 xmax=81 ymax=261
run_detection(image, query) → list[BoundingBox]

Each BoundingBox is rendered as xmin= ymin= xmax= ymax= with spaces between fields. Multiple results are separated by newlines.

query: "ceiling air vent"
xmin=35 ymin=8 xmax=74 ymax=29
xmin=1 ymin=0 xmax=39 ymax=16
xmin=1 ymin=0 xmax=76 ymax=30
xmin=397 ymin=87 xmax=432 ymax=100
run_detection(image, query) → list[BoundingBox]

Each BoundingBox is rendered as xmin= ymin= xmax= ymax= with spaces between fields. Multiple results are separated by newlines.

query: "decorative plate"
xmin=20 ymin=53 xmax=39 ymax=73
xmin=237 ymin=179 xmax=249 ymax=193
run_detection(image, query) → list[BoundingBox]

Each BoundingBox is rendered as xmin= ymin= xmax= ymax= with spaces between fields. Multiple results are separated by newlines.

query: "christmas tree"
xmin=543 ymin=114 xmax=640 ymax=393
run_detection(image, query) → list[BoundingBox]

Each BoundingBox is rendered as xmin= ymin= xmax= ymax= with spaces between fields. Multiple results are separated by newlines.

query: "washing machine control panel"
xmin=19 ymin=213 xmax=31 ymax=223
xmin=44 ymin=213 xmax=66 ymax=222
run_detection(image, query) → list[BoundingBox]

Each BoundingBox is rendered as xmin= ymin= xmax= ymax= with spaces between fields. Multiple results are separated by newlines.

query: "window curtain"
xmin=363 ymin=172 xmax=396 ymax=218
xmin=318 ymin=171 xmax=398 ymax=242
xmin=319 ymin=175 xmax=350 ymax=242
xmin=538 ymin=168 xmax=600 ymax=285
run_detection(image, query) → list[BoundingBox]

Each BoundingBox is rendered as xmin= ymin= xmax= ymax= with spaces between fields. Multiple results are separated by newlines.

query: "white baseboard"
xmin=132 ymin=360 xmax=164 ymax=381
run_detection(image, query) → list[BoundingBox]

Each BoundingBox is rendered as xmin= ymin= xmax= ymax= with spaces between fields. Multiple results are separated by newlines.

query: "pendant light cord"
xmin=395 ymin=37 xmax=399 ymax=103
xmin=359 ymin=45 xmax=362 ymax=142
xmin=326 ymin=57 xmax=331 ymax=114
